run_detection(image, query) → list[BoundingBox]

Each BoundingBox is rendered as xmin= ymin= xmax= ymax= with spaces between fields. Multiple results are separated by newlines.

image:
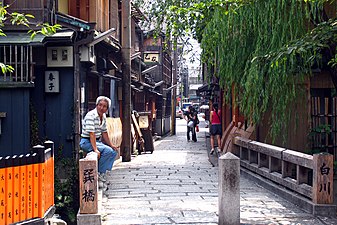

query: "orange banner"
xmin=0 ymin=157 xmax=5 ymax=224
xmin=0 ymin=143 xmax=55 ymax=224
xmin=12 ymin=156 xmax=20 ymax=223
xmin=19 ymin=155 xmax=27 ymax=221
xmin=5 ymin=156 xmax=13 ymax=224
xmin=26 ymin=154 xmax=33 ymax=219
xmin=32 ymin=154 xmax=39 ymax=218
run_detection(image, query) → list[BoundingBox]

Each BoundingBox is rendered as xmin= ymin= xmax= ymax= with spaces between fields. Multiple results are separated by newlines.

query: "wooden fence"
xmin=0 ymin=141 xmax=54 ymax=225
xmin=233 ymin=136 xmax=334 ymax=209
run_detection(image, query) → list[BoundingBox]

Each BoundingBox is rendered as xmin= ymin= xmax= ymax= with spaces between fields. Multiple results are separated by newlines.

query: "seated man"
xmin=79 ymin=96 xmax=118 ymax=181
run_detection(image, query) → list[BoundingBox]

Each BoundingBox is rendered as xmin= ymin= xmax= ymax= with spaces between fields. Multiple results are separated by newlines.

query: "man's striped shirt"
xmin=81 ymin=108 xmax=107 ymax=139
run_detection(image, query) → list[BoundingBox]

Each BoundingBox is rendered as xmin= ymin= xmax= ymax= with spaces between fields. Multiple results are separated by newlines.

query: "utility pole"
xmin=171 ymin=42 xmax=178 ymax=135
xmin=121 ymin=0 xmax=131 ymax=162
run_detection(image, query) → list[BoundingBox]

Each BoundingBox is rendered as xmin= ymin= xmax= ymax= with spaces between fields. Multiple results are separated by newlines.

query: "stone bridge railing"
xmin=232 ymin=136 xmax=336 ymax=216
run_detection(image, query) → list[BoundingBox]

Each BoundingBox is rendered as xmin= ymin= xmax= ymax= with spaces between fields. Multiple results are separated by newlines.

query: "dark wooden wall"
xmin=31 ymin=66 xmax=74 ymax=158
xmin=0 ymin=88 xmax=30 ymax=156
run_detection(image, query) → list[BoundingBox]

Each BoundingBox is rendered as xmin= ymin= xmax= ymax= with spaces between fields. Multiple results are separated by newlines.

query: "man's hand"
xmin=94 ymin=149 xmax=101 ymax=159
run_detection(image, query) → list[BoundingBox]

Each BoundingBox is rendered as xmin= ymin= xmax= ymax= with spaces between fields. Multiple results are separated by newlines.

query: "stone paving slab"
xmin=101 ymin=118 xmax=337 ymax=225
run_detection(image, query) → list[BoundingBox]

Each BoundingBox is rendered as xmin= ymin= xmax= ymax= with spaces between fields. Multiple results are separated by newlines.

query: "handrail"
xmin=233 ymin=136 xmax=333 ymax=205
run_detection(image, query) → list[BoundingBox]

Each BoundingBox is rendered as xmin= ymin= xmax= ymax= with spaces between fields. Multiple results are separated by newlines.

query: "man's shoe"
xmin=210 ymin=148 xmax=214 ymax=155
xmin=98 ymin=173 xmax=107 ymax=182
xmin=98 ymin=181 xmax=104 ymax=189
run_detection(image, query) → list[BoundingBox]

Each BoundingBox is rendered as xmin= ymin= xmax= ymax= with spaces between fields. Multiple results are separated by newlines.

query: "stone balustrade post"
xmin=313 ymin=153 xmax=333 ymax=204
xmin=219 ymin=152 xmax=240 ymax=225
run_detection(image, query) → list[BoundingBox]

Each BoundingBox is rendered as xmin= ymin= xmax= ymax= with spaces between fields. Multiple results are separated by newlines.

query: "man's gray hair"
xmin=96 ymin=96 xmax=111 ymax=109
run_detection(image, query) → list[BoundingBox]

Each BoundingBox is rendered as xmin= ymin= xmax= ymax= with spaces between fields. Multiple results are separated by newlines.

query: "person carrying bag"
xmin=184 ymin=105 xmax=198 ymax=142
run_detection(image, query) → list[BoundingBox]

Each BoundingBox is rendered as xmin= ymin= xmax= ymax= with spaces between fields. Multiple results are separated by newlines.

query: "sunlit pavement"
xmin=101 ymin=115 xmax=337 ymax=224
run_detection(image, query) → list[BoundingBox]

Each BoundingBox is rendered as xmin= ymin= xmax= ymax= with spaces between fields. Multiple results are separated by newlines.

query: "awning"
xmin=0 ymin=31 xmax=75 ymax=46
xmin=0 ymin=32 xmax=45 ymax=45
xmin=94 ymin=29 xmax=121 ymax=52
xmin=43 ymin=31 xmax=74 ymax=43
xmin=198 ymin=83 xmax=219 ymax=92
xmin=197 ymin=83 xmax=219 ymax=96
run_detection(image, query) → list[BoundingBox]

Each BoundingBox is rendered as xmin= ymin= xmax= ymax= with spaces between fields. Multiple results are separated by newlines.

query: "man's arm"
xmin=89 ymin=132 xmax=101 ymax=159
xmin=102 ymin=132 xmax=118 ymax=150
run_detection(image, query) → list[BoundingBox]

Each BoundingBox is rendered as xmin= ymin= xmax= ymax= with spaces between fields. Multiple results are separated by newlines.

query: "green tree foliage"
xmin=0 ymin=4 xmax=61 ymax=74
xmin=136 ymin=0 xmax=337 ymax=141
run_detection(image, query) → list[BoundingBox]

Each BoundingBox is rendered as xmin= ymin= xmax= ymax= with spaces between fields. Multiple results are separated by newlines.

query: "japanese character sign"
xmin=144 ymin=52 xmax=159 ymax=63
xmin=79 ymin=158 xmax=98 ymax=214
xmin=313 ymin=153 xmax=333 ymax=204
xmin=319 ymin=163 xmax=331 ymax=195
xmin=45 ymin=71 xmax=59 ymax=93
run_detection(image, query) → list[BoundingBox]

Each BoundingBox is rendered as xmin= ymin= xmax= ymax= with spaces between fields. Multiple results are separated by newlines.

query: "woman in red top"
xmin=210 ymin=103 xmax=222 ymax=155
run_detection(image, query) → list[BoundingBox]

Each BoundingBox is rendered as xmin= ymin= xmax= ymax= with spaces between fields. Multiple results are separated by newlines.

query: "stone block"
xmin=218 ymin=152 xmax=240 ymax=225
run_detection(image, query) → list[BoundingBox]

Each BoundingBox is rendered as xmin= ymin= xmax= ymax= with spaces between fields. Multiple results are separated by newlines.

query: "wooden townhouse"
xmin=0 ymin=0 xmax=170 ymax=158
xmin=142 ymin=31 xmax=173 ymax=137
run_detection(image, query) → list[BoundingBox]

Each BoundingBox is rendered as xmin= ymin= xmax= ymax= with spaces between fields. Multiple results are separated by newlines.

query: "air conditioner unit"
xmin=79 ymin=45 xmax=96 ymax=64
xmin=47 ymin=46 xmax=74 ymax=67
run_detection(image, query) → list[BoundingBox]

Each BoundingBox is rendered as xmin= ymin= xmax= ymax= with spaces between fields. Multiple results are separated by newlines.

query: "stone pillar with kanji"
xmin=79 ymin=154 xmax=98 ymax=214
xmin=313 ymin=153 xmax=333 ymax=204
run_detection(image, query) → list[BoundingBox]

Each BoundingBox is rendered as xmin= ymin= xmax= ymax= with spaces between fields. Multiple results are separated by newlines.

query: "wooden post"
xmin=171 ymin=40 xmax=177 ymax=135
xmin=219 ymin=152 xmax=240 ymax=225
xmin=79 ymin=154 xmax=98 ymax=214
xmin=313 ymin=153 xmax=333 ymax=204
xmin=121 ymin=0 xmax=132 ymax=162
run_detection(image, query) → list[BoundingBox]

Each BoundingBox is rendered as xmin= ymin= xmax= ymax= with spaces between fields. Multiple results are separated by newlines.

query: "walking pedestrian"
xmin=184 ymin=105 xmax=198 ymax=142
xmin=79 ymin=96 xmax=118 ymax=182
xmin=210 ymin=103 xmax=222 ymax=154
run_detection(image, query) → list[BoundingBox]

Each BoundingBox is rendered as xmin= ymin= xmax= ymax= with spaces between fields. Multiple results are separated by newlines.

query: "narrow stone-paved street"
xmin=101 ymin=116 xmax=337 ymax=224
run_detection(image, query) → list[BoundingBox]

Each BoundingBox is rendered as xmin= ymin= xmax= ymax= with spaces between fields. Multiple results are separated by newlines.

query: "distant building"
xmin=188 ymin=66 xmax=202 ymax=103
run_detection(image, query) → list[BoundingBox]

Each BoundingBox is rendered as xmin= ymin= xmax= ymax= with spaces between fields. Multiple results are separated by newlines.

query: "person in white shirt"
xmin=79 ymin=96 xmax=118 ymax=175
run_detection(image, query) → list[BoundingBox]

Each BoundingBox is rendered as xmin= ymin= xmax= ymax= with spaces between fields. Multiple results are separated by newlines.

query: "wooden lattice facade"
xmin=311 ymin=92 xmax=337 ymax=161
